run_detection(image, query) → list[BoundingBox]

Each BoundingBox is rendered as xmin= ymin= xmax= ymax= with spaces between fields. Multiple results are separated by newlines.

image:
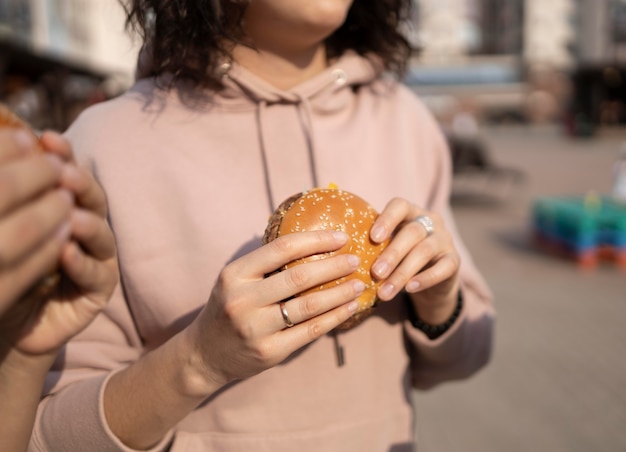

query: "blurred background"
xmin=0 ymin=0 xmax=137 ymax=130
xmin=1 ymin=1 xmax=625 ymax=451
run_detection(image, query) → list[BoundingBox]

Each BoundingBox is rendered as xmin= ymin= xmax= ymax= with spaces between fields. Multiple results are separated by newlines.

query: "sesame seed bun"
xmin=263 ymin=187 xmax=389 ymax=330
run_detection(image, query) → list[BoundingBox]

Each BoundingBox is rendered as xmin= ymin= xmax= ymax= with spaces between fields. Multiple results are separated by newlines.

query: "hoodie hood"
xmin=135 ymin=44 xmax=383 ymax=111
xmin=217 ymin=52 xmax=382 ymax=112
xmin=134 ymin=49 xmax=387 ymax=212
xmin=211 ymin=52 xmax=383 ymax=211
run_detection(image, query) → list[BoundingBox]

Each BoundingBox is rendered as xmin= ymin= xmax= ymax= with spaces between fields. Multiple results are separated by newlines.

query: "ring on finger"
xmin=414 ymin=215 xmax=435 ymax=237
xmin=279 ymin=301 xmax=295 ymax=328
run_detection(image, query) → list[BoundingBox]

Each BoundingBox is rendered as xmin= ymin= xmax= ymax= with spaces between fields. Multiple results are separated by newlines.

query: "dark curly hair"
xmin=122 ymin=0 xmax=415 ymax=91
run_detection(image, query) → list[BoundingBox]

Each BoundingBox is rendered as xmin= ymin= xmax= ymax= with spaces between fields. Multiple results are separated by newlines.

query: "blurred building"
xmin=569 ymin=0 xmax=626 ymax=133
xmin=0 ymin=0 xmax=138 ymax=130
xmin=409 ymin=0 xmax=579 ymax=125
xmin=27 ymin=0 xmax=137 ymax=84
xmin=410 ymin=0 xmax=626 ymax=132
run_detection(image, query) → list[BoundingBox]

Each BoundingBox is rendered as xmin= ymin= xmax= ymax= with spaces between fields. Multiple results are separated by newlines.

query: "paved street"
xmin=413 ymin=125 xmax=626 ymax=452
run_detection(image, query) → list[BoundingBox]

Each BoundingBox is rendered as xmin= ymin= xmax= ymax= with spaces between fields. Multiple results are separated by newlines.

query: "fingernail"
xmin=352 ymin=279 xmax=366 ymax=294
xmin=406 ymin=280 xmax=421 ymax=293
xmin=370 ymin=225 xmax=385 ymax=242
xmin=347 ymin=300 xmax=359 ymax=313
xmin=372 ymin=260 xmax=389 ymax=278
xmin=14 ymin=130 xmax=36 ymax=152
xmin=347 ymin=254 xmax=360 ymax=268
xmin=379 ymin=283 xmax=395 ymax=300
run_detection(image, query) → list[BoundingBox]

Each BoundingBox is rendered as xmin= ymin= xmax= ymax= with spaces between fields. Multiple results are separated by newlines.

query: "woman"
xmin=32 ymin=1 xmax=495 ymax=451
xmin=0 ymin=128 xmax=117 ymax=451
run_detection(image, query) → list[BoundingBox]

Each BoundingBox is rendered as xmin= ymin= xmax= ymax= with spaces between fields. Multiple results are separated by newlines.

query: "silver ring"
xmin=414 ymin=215 xmax=435 ymax=237
xmin=279 ymin=301 xmax=295 ymax=328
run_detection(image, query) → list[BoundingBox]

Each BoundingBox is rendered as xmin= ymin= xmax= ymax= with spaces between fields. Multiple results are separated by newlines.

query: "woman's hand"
xmin=0 ymin=132 xmax=118 ymax=357
xmin=369 ymin=198 xmax=460 ymax=326
xmin=184 ymin=230 xmax=363 ymax=390
xmin=102 ymin=230 xmax=364 ymax=450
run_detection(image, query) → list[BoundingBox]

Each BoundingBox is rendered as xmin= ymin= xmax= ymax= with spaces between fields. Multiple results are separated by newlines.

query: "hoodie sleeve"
xmin=28 ymin=283 xmax=175 ymax=452
xmin=402 ymin=99 xmax=495 ymax=391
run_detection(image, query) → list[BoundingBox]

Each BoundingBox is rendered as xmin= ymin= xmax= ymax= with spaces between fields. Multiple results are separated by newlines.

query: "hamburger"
xmin=0 ymin=104 xmax=61 ymax=305
xmin=262 ymin=186 xmax=389 ymax=330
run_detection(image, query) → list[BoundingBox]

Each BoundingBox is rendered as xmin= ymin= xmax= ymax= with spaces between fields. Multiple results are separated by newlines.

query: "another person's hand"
xmin=0 ymin=129 xmax=72 ymax=319
xmin=0 ymin=131 xmax=118 ymax=357
xmin=369 ymin=198 xmax=461 ymax=326
xmin=184 ymin=230 xmax=363 ymax=389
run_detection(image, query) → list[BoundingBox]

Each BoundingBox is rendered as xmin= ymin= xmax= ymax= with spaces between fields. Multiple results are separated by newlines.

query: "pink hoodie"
xmin=30 ymin=52 xmax=494 ymax=452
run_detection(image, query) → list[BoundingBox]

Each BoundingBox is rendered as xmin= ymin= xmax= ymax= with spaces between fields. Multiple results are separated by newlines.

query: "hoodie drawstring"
xmin=255 ymin=95 xmax=321 ymax=212
xmin=255 ymin=100 xmax=276 ymax=213
xmin=293 ymin=94 xmax=320 ymax=190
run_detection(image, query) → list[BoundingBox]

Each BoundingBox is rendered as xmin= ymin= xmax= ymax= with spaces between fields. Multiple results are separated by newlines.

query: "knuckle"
xmin=218 ymin=263 xmax=238 ymax=289
xmin=307 ymin=319 xmax=324 ymax=340
xmin=221 ymin=294 xmax=245 ymax=321
xmin=214 ymin=274 xmax=239 ymax=309
xmin=214 ymin=274 xmax=229 ymax=296
xmin=72 ymin=166 xmax=90 ymax=190
xmin=429 ymin=212 xmax=443 ymax=223
xmin=299 ymin=294 xmax=320 ymax=317
xmin=419 ymin=270 xmax=437 ymax=288
xmin=221 ymin=300 xmax=256 ymax=340
xmin=236 ymin=320 xmax=255 ymax=341
xmin=75 ymin=212 xmax=99 ymax=240
xmin=286 ymin=265 xmax=310 ymax=290
xmin=388 ymin=270 xmax=413 ymax=292
xmin=93 ymin=210 xmax=110 ymax=240
xmin=419 ymin=240 xmax=436 ymax=257
xmin=384 ymin=246 xmax=402 ymax=265
xmin=421 ymin=263 xmax=449 ymax=288
xmin=439 ymin=233 xmax=451 ymax=247
xmin=447 ymin=252 xmax=461 ymax=271
xmin=268 ymin=235 xmax=295 ymax=256
xmin=254 ymin=339 xmax=276 ymax=364
xmin=311 ymin=229 xmax=328 ymax=243
xmin=220 ymin=299 xmax=237 ymax=321
xmin=396 ymin=267 xmax=415 ymax=285
xmin=389 ymin=197 xmax=405 ymax=208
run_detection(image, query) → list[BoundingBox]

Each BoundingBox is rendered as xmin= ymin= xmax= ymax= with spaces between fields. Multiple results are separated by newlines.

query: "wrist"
xmin=408 ymin=290 xmax=463 ymax=340
xmin=0 ymin=346 xmax=57 ymax=452
xmin=409 ymin=282 xmax=459 ymax=325
xmin=174 ymin=326 xmax=230 ymax=399
xmin=103 ymin=331 xmax=227 ymax=450
xmin=0 ymin=346 xmax=58 ymax=378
